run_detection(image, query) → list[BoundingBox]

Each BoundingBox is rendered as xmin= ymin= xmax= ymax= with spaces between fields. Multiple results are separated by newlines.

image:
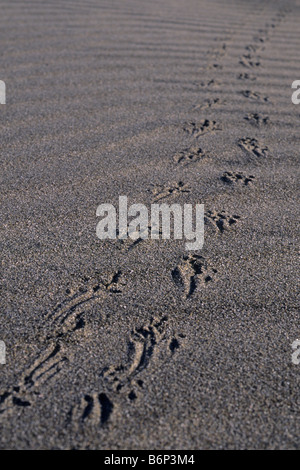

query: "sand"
xmin=0 ymin=0 xmax=299 ymax=450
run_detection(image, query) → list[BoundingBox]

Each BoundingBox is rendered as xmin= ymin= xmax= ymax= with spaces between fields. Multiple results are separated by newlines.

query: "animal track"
xmin=204 ymin=210 xmax=241 ymax=233
xmin=197 ymin=79 xmax=220 ymax=89
xmin=152 ymin=181 xmax=190 ymax=202
xmin=237 ymin=73 xmax=256 ymax=81
xmin=239 ymin=54 xmax=261 ymax=69
xmin=211 ymin=43 xmax=227 ymax=59
xmin=69 ymin=303 xmax=174 ymax=431
xmin=116 ymin=223 xmax=165 ymax=252
xmin=0 ymin=344 xmax=68 ymax=416
xmin=0 ymin=271 xmax=124 ymax=418
xmin=47 ymin=270 xmax=123 ymax=333
xmin=238 ymin=138 xmax=269 ymax=158
xmin=245 ymin=44 xmax=264 ymax=53
xmin=205 ymin=63 xmax=223 ymax=71
xmin=253 ymin=35 xmax=268 ymax=45
xmin=172 ymin=254 xmax=217 ymax=299
xmin=221 ymin=172 xmax=255 ymax=186
xmin=244 ymin=113 xmax=270 ymax=127
xmin=173 ymin=146 xmax=207 ymax=166
xmin=69 ymin=392 xmax=114 ymax=430
xmin=184 ymin=120 xmax=221 ymax=138
xmin=193 ymin=98 xmax=225 ymax=110
xmin=241 ymin=90 xmax=269 ymax=102
xmin=100 ymin=317 xmax=182 ymax=401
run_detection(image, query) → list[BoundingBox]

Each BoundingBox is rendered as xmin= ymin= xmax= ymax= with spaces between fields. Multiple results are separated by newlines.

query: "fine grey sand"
xmin=0 ymin=0 xmax=299 ymax=450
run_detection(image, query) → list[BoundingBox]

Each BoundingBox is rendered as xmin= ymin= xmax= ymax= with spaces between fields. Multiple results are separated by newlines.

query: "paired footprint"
xmin=69 ymin=316 xmax=184 ymax=429
xmin=0 ymin=271 xmax=124 ymax=418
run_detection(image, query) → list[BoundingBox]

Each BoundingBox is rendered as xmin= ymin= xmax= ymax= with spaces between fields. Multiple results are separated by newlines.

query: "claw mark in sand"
xmin=245 ymin=44 xmax=265 ymax=53
xmin=197 ymin=79 xmax=220 ymax=89
xmin=205 ymin=63 xmax=223 ymax=71
xmin=172 ymin=254 xmax=217 ymax=299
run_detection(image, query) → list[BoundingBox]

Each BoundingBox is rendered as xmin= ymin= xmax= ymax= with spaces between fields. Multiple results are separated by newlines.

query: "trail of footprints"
xmin=238 ymin=7 xmax=289 ymax=78
xmin=0 ymin=271 xmax=124 ymax=416
xmin=168 ymin=8 xmax=290 ymax=298
xmin=69 ymin=316 xmax=184 ymax=429
xmin=67 ymin=8 xmax=289 ymax=428
xmin=1 ymin=7 xmax=289 ymax=427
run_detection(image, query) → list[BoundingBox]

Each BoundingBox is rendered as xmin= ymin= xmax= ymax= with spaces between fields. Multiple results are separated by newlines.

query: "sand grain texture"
xmin=0 ymin=0 xmax=299 ymax=449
